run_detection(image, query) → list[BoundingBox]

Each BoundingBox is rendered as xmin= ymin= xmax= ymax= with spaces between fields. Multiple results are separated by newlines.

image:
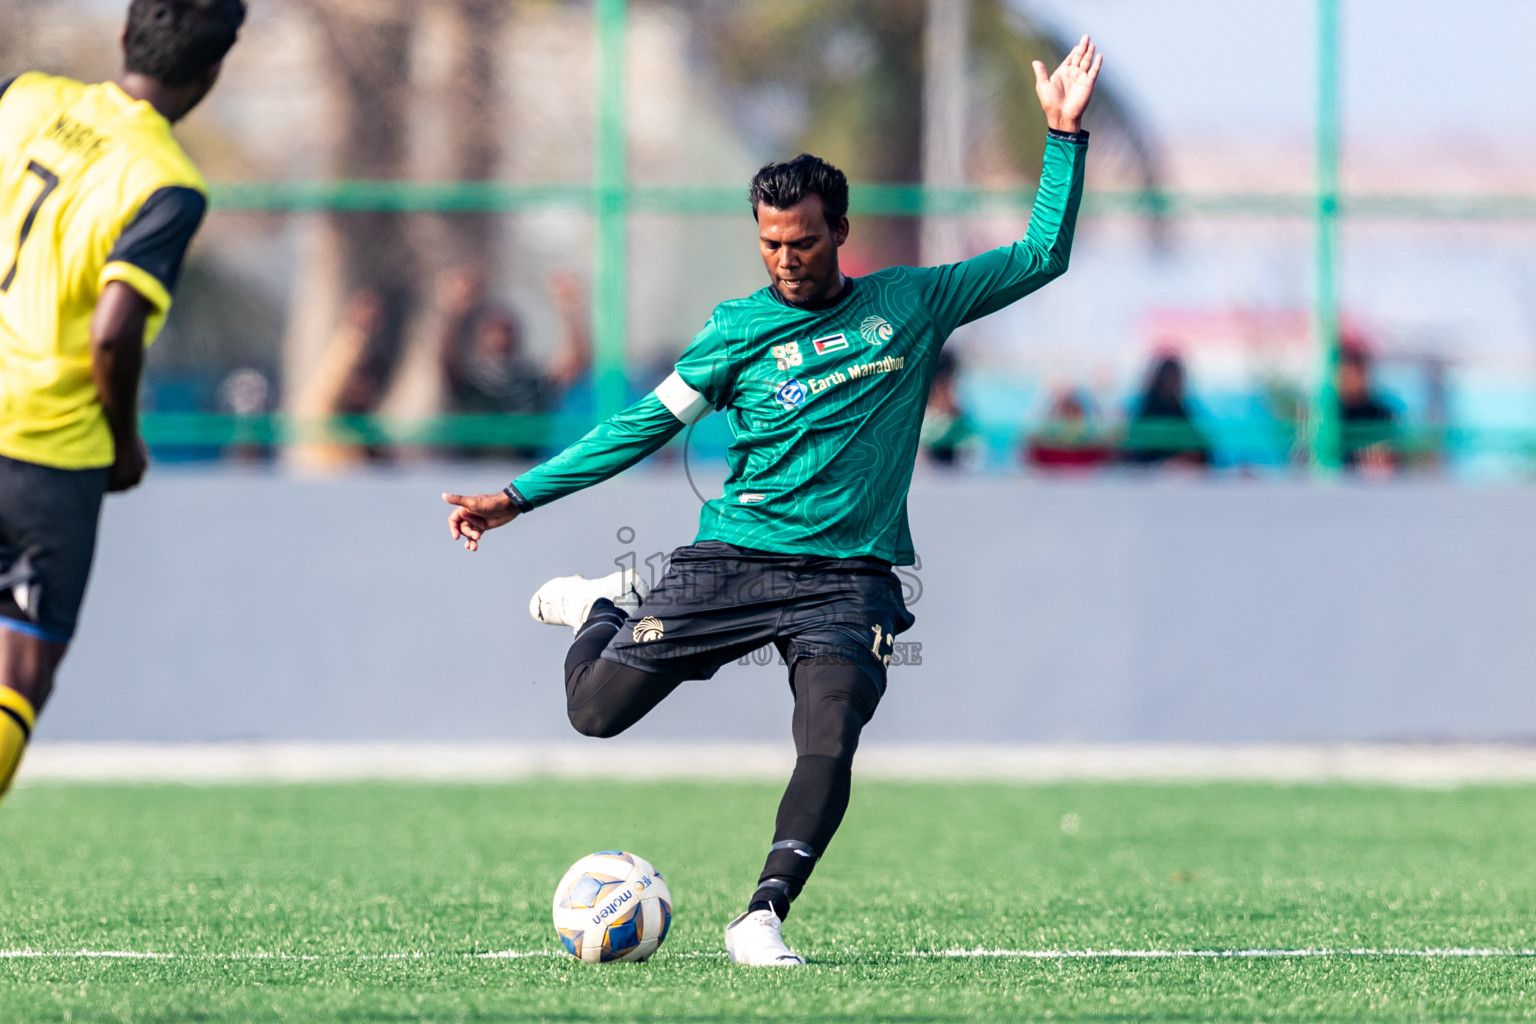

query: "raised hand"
xmin=1033 ymin=34 xmax=1102 ymax=134
xmin=443 ymin=491 xmax=520 ymax=552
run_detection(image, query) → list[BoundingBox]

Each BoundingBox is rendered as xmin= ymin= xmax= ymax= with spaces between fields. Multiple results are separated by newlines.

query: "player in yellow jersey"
xmin=0 ymin=0 xmax=245 ymax=802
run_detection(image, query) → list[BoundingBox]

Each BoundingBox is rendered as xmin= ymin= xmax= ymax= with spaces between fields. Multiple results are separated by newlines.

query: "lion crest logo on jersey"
xmin=860 ymin=316 xmax=894 ymax=345
xmin=775 ymin=378 xmax=808 ymax=409
xmin=632 ymin=616 xmax=664 ymax=643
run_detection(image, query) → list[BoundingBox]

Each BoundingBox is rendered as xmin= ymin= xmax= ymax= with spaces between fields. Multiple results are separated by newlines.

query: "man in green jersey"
xmin=445 ymin=36 xmax=1101 ymax=965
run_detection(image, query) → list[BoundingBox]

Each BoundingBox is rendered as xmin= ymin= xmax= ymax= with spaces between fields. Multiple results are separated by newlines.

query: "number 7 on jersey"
xmin=1 ymin=161 xmax=61 ymax=293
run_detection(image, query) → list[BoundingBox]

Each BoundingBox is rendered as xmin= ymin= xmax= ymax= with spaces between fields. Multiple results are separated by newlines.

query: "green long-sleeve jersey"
xmin=509 ymin=132 xmax=1088 ymax=565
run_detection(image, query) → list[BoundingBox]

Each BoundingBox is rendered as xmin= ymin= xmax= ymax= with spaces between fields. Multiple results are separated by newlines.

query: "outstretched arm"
xmin=919 ymin=35 xmax=1101 ymax=333
xmin=444 ymin=325 xmax=728 ymax=551
xmin=443 ymin=390 xmax=690 ymax=551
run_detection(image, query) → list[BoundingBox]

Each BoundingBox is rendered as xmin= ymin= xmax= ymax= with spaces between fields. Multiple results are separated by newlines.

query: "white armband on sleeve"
xmin=654 ymin=371 xmax=711 ymax=425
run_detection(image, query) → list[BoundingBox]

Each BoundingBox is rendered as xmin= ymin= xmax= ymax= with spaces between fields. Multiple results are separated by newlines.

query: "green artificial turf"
xmin=3 ymin=779 xmax=1536 ymax=1022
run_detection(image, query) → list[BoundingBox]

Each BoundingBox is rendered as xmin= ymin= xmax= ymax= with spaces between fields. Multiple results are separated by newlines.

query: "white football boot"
xmin=528 ymin=569 xmax=649 ymax=635
xmin=724 ymin=909 xmax=807 ymax=966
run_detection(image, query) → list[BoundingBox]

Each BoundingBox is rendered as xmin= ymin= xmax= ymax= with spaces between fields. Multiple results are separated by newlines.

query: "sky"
xmin=961 ymin=2 xmax=1536 ymax=426
xmin=1017 ymin=0 xmax=1536 ymax=142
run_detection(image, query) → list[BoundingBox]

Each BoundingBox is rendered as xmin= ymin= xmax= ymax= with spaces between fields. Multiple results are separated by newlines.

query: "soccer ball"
xmin=552 ymin=850 xmax=672 ymax=963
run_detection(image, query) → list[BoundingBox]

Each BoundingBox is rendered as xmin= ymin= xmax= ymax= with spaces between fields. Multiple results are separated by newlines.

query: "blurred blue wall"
xmin=38 ymin=469 xmax=1536 ymax=744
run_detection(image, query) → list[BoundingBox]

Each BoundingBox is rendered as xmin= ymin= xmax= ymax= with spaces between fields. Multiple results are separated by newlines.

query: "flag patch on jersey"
xmin=811 ymin=333 xmax=849 ymax=355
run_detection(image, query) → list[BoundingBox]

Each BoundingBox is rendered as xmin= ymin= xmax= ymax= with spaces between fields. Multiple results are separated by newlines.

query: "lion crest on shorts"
xmin=632 ymin=616 xmax=664 ymax=643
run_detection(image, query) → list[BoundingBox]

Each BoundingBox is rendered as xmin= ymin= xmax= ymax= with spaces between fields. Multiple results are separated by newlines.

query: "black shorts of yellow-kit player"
xmin=0 ymin=452 xmax=109 ymax=643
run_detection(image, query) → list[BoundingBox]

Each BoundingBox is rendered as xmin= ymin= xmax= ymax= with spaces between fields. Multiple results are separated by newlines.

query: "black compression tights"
xmin=751 ymin=656 xmax=879 ymax=919
xmin=562 ymin=604 xmax=880 ymax=921
xmin=562 ymin=603 xmax=687 ymax=738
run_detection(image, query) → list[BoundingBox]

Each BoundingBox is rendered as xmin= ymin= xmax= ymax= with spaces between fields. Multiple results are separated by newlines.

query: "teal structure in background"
xmin=160 ymin=0 xmax=1536 ymax=473
xmin=1311 ymin=0 xmax=1342 ymax=473
xmin=593 ymin=0 xmax=629 ymax=421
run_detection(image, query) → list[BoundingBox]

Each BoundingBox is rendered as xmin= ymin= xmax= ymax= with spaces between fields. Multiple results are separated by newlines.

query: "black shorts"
xmin=0 ymin=454 xmax=108 ymax=643
xmin=602 ymin=541 xmax=916 ymax=689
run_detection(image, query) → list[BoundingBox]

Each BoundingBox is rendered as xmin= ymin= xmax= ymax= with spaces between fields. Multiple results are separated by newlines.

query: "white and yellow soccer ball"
xmin=552 ymin=851 xmax=672 ymax=963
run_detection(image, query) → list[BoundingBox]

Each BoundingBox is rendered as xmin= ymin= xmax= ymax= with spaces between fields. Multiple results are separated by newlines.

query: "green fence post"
xmin=594 ymin=0 xmax=628 ymax=420
xmin=1310 ymin=0 xmax=1343 ymax=473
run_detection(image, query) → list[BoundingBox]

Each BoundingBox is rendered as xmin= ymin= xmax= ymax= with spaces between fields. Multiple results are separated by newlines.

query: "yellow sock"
xmin=0 ymin=686 xmax=36 ymax=802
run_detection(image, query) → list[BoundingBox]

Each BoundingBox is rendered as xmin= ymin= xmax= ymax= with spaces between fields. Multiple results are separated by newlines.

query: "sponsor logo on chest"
xmin=768 ymin=314 xmax=896 ymax=371
xmin=775 ymin=378 xmax=808 ymax=408
xmin=807 ymin=355 xmax=905 ymax=395
xmin=767 ymin=312 xmax=905 ymax=410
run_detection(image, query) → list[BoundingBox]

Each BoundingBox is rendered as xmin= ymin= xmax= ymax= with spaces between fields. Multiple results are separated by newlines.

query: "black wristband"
xmin=1047 ymin=127 xmax=1090 ymax=143
xmin=502 ymin=484 xmax=534 ymax=513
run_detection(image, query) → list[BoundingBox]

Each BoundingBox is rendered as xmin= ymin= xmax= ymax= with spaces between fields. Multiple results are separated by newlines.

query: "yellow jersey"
xmin=0 ymin=72 xmax=207 ymax=469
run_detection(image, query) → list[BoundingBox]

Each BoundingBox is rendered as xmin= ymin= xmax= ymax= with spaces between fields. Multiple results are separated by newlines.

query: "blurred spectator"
xmin=1123 ymin=354 xmax=1212 ymax=468
xmin=291 ymin=288 xmax=391 ymax=472
xmin=1338 ymin=343 xmax=1397 ymax=476
xmin=218 ymin=367 xmax=274 ymax=464
xmin=1024 ymin=387 xmax=1115 ymax=471
xmin=220 ymin=368 xmax=272 ymax=417
xmin=436 ymin=268 xmax=590 ymax=459
xmin=919 ymin=351 xmax=979 ymax=467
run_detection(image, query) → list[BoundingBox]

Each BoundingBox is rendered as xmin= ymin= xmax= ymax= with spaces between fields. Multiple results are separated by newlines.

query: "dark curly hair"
xmin=124 ymin=0 xmax=247 ymax=87
xmin=748 ymin=154 xmax=849 ymax=228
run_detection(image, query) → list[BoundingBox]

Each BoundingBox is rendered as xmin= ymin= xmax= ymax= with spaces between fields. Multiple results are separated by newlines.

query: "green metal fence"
xmin=146 ymin=0 xmax=1531 ymax=473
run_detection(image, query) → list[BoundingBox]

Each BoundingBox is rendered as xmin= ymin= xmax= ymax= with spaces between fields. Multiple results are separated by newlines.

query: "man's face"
xmin=1339 ymin=360 xmax=1368 ymax=403
xmin=476 ymin=315 xmax=519 ymax=359
xmin=756 ymin=195 xmax=848 ymax=305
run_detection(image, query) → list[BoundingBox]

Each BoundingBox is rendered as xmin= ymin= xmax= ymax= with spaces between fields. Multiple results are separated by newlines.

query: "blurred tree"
xmin=427 ymin=0 xmax=507 ymax=269
xmin=0 ymin=1 xmax=45 ymax=73
xmin=284 ymin=0 xmax=510 ymax=426
xmin=281 ymin=0 xmax=421 ymax=433
xmin=0 ymin=0 xmax=117 ymax=83
xmin=379 ymin=0 xmax=510 ymax=419
xmin=682 ymin=0 xmax=1160 ymax=267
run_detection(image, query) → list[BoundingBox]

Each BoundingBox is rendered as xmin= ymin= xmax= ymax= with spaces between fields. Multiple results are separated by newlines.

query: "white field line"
xmin=4 ymin=948 xmax=1536 ymax=963
xmin=917 ymin=948 xmax=1536 ymax=959
xmin=0 ymin=950 xmax=471 ymax=961
xmin=0 ymin=950 xmax=175 ymax=959
xmin=20 ymin=742 xmax=1536 ymax=786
